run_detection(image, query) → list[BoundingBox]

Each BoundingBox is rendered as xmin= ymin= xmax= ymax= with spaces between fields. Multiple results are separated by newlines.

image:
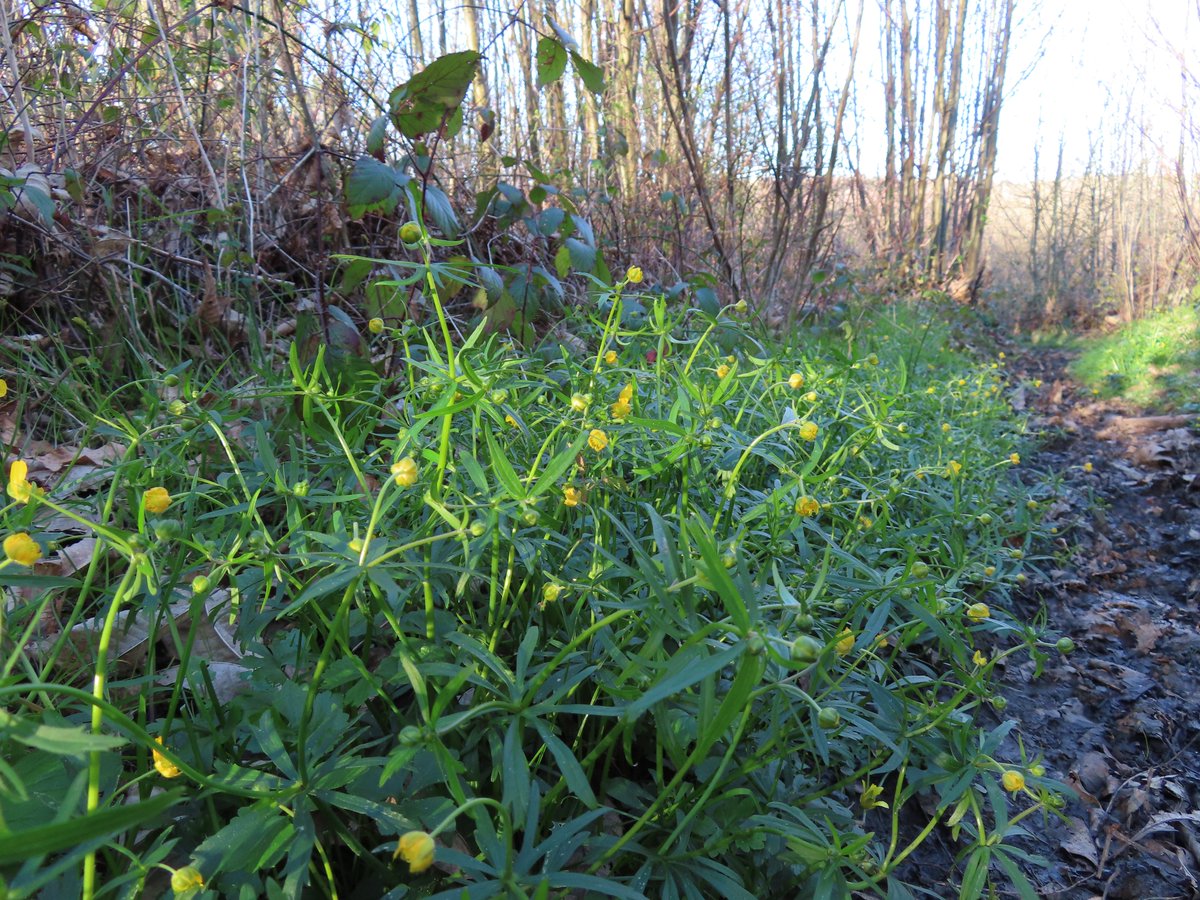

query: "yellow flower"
xmin=998 ymin=351 xmax=1006 ymax=360
xmin=563 ymin=486 xmax=581 ymax=507
xmin=611 ymin=398 xmax=632 ymax=420
xmin=925 ymin=386 xmax=936 ymax=394
xmin=626 ymin=266 xmax=644 ymax=284
xmin=1009 ymin=452 xmax=1020 ymax=465
xmin=836 ymin=628 xmax=855 ymax=656
xmin=144 ymin=487 xmax=172 ymax=514
xmin=3 ymin=532 xmax=41 ymax=566
xmin=794 ymin=496 xmax=820 ymax=517
xmin=804 ymin=390 xmax=818 ymax=402
xmin=542 ymin=583 xmax=561 ymax=603
xmin=505 ymin=414 xmax=518 ymax=428
xmin=1001 ymin=770 xmax=1025 ymax=792
xmin=941 ymin=423 xmax=951 ymax=433
xmin=716 ymin=364 xmax=731 ymax=379
xmin=153 ymin=737 xmax=182 ymax=778
xmin=368 ymin=317 xmax=384 ymax=334
xmin=7 ymin=459 xmax=33 ymax=503
xmin=170 ymin=865 xmax=205 ymax=893
xmin=587 ymin=429 xmax=609 ymax=452
xmin=946 ymin=460 xmax=962 ymax=476
xmin=1083 ymin=461 xmax=1093 ymax=473
xmin=798 ymin=421 xmax=819 ymax=441
xmin=860 ymin=782 xmax=889 ymax=811
xmin=604 ymin=349 xmax=618 ymax=365
xmin=394 ymin=830 xmax=436 ymax=874
xmin=788 ymin=373 xmax=804 ymax=390
xmin=973 ymin=650 xmax=987 ymax=666
xmin=0 ymin=378 xmax=7 ymax=398
xmin=619 ymin=383 xmax=634 ymax=404
xmin=570 ymin=393 xmax=588 ymax=413
xmin=983 ymin=565 xmax=996 ymax=577
xmin=966 ymin=602 xmax=991 ymax=622
xmin=391 ymin=457 xmax=419 ymax=487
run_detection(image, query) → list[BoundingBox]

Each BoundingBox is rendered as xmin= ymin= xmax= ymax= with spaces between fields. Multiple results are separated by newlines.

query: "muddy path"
xmin=997 ymin=348 xmax=1200 ymax=899
xmin=895 ymin=347 xmax=1200 ymax=899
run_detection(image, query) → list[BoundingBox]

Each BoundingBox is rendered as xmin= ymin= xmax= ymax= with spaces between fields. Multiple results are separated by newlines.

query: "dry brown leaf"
xmin=1061 ymin=815 xmax=1100 ymax=866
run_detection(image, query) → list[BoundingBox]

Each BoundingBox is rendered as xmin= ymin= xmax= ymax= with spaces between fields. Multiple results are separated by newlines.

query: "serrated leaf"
xmin=421 ymin=183 xmax=460 ymax=236
xmin=345 ymin=156 xmax=408 ymax=218
xmin=536 ymin=37 xmax=569 ymax=87
xmin=388 ymin=50 xmax=480 ymax=138
xmin=570 ymin=51 xmax=605 ymax=93
xmin=365 ymin=115 xmax=388 ymax=157
xmin=564 ymin=237 xmax=596 ymax=273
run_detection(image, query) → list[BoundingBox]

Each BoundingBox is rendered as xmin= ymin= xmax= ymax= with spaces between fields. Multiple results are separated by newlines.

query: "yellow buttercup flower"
xmin=794 ymin=496 xmax=820 ymax=517
xmin=570 ymin=393 xmax=588 ymax=413
xmin=587 ymin=429 xmax=609 ymax=452
xmin=170 ymin=865 xmax=205 ymax=893
xmin=798 ymin=421 xmax=818 ymax=441
xmin=153 ymin=737 xmax=182 ymax=778
xmin=946 ymin=460 xmax=962 ymax=476
xmin=1009 ymin=453 xmax=1020 ymax=465
xmin=1001 ymin=770 xmax=1025 ymax=792
xmin=716 ymin=364 xmax=730 ymax=379
xmin=973 ymin=650 xmax=987 ymax=666
xmin=144 ymin=487 xmax=172 ymax=514
xmin=941 ymin=423 xmax=951 ymax=433
xmin=836 ymin=628 xmax=855 ymax=656
xmin=394 ymin=830 xmax=436 ymax=874
xmin=804 ymin=390 xmax=818 ymax=402
xmin=1083 ymin=461 xmax=1093 ymax=473
xmin=563 ymin=486 xmax=581 ymax=507
xmin=966 ymin=602 xmax=990 ymax=622
xmin=3 ymin=532 xmax=41 ymax=566
xmin=625 ymin=266 xmax=644 ymax=284
xmin=611 ymin=398 xmax=631 ymax=420
xmin=788 ymin=373 xmax=804 ymax=390
xmin=505 ymin=414 xmax=518 ymax=428
xmin=0 ymin=378 xmax=7 ymax=398
xmin=7 ymin=459 xmax=33 ymax=503
xmin=368 ymin=317 xmax=384 ymax=334
xmin=860 ymin=782 xmax=889 ymax=811
xmin=542 ymin=583 xmax=561 ymax=603
xmin=604 ymin=349 xmax=618 ymax=365
xmin=391 ymin=457 xmax=419 ymax=487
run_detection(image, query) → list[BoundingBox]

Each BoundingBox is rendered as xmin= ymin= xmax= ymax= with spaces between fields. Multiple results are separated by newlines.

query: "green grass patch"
xmin=1070 ymin=304 xmax=1200 ymax=411
xmin=0 ymin=266 xmax=1065 ymax=898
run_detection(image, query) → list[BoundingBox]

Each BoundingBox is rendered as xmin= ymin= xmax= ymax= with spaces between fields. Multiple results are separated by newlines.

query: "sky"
xmin=996 ymin=0 xmax=1196 ymax=180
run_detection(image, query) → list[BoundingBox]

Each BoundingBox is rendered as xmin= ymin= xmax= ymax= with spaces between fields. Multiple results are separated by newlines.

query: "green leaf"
xmin=6 ymin=721 xmax=127 ymax=755
xmin=421 ymin=183 xmax=460 ymax=236
xmin=345 ymin=156 xmax=408 ymax=218
xmin=536 ymin=37 xmax=569 ymax=87
xmin=627 ymin=642 xmax=744 ymax=720
xmin=0 ymin=790 xmax=183 ymax=865
xmin=365 ymin=114 xmax=388 ymax=157
xmin=570 ymin=51 xmax=605 ymax=93
xmin=564 ymin=237 xmax=596 ymax=273
xmin=484 ymin=428 xmax=527 ymax=500
xmin=389 ymin=50 xmax=480 ymax=138
xmin=554 ymin=244 xmax=571 ymax=279
xmin=193 ymin=802 xmax=294 ymax=877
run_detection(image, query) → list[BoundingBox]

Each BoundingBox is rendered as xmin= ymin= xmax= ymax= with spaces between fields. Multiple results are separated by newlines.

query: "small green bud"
xmin=153 ymin=519 xmax=182 ymax=542
xmin=168 ymin=399 xmax=187 ymax=416
xmin=398 ymin=725 xmax=423 ymax=746
xmin=991 ymin=696 xmax=1008 ymax=711
xmin=400 ymin=221 xmax=422 ymax=245
xmin=470 ymin=521 xmax=487 ymax=538
xmin=291 ymin=480 xmax=310 ymax=497
xmin=191 ymin=575 xmax=211 ymax=595
xmin=791 ymin=635 xmax=822 ymax=664
xmin=163 ymin=374 xmax=180 ymax=388
xmin=522 ymin=509 xmax=539 ymax=527
xmin=978 ymin=513 xmax=993 ymax=526
xmin=1056 ymin=636 xmax=1075 ymax=654
xmin=911 ymin=562 xmax=930 ymax=578
xmin=747 ymin=632 xmax=765 ymax=656
xmin=817 ymin=707 xmax=841 ymax=729
xmin=542 ymin=582 xmax=561 ymax=603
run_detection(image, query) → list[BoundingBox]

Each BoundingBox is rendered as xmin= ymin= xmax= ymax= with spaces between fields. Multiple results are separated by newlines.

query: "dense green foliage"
xmin=0 ymin=247 xmax=1068 ymax=898
xmin=1069 ymin=304 xmax=1200 ymax=411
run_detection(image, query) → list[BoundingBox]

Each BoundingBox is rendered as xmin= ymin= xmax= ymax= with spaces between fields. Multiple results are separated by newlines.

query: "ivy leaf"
xmin=536 ymin=37 xmax=568 ymax=87
xmin=345 ymin=156 xmax=409 ymax=218
xmin=388 ymin=50 xmax=480 ymax=139
xmin=570 ymin=52 xmax=605 ymax=93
